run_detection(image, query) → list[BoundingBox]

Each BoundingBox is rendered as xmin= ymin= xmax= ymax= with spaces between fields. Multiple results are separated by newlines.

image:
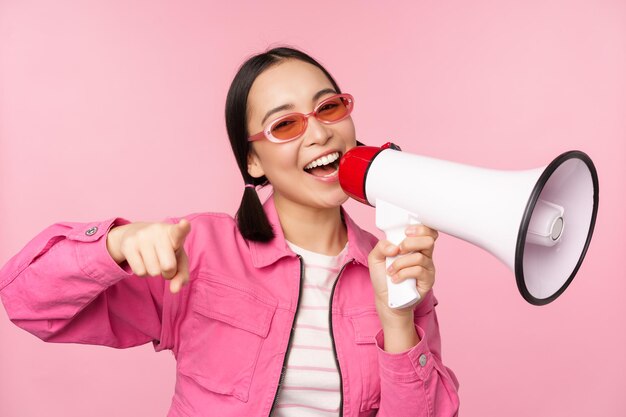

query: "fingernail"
xmin=406 ymin=226 xmax=418 ymax=235
xmin=387 ymin=265 xmax=395 ymax=274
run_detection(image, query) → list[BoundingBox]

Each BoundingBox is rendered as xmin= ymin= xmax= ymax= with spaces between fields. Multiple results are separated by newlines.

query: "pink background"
xmin=1 ymin=0 xmax=624 ymax=416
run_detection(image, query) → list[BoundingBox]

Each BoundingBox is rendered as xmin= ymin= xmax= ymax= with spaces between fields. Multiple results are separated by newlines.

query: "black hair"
xmin=225 ymin=46 xmax=348 ymax=242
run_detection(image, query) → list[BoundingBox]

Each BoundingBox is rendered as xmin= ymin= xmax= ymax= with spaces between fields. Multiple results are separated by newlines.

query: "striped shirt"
xmin=271 ymin=240 xmax=349 ymax=417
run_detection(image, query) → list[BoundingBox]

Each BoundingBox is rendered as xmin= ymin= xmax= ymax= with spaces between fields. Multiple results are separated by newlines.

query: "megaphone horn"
xmin=338 ymin=142 xmax=599 ymax=308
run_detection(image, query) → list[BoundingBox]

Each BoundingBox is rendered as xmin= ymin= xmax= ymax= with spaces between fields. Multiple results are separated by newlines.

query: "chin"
xmin=309 ymin=190 xmax=349 ymax=209
xmin=336 ymin=193 xmax=350 ymax=206
xmin=327 ymin=191 xmax=350 ymax=207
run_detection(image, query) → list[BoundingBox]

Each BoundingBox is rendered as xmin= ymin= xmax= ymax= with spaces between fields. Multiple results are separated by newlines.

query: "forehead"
xmin=247 ymin=59 xmax=335 ymax=120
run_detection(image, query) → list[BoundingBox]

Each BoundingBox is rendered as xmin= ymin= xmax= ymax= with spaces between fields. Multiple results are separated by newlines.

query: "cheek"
xmin=255 ymin=143 xmax=300 ymax=180
xmin=337 ymin=120 xmax=357 ymax=144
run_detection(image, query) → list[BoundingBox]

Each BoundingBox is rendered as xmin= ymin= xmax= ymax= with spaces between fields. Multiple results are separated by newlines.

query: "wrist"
xmin=374 ymin=298 xmax=421 ymax=353
xmin=380 ymin=321 xmax=419 ymax=353
xmin=106 ymin=225 xmax=127 ymax=264
xmin=375 ymin=298 xmax=414 ymax=327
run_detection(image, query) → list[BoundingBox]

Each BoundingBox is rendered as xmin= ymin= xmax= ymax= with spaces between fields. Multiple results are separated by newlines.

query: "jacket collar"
xmin=249 ymin=193 xmax=370 ymax=268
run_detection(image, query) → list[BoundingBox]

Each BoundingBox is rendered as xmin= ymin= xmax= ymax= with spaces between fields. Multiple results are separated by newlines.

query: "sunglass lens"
xmin=317 ymin=96 xmax=351 ymax=122
xmin=271 ymin=115 xmax=305 ymax=141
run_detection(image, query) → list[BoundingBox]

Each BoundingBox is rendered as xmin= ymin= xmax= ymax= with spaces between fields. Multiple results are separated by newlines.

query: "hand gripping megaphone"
xmin=338 ymin=142 xmax=599 ymax=308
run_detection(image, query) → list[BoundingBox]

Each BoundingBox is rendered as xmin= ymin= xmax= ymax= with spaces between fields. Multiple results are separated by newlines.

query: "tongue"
xmin=308 ymin=164 xmax=336 ymax=177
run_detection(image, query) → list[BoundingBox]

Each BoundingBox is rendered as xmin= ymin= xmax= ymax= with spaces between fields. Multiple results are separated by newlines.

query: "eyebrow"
xmin=260 ymin=88 xmax=337 ymax=125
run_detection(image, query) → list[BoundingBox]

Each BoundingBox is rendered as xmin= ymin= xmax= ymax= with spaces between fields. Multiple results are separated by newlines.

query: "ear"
xmin=247 ymin=147 xmax=265 ymax=178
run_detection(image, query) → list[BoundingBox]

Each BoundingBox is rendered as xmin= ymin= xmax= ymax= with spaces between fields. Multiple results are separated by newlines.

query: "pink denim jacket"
xmin=0 ymin=195 xmax=460 ymax=416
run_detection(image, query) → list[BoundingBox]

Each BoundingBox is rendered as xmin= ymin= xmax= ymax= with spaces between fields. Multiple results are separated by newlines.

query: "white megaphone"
xmin=338 ymin=142 xmax=599 ymax=308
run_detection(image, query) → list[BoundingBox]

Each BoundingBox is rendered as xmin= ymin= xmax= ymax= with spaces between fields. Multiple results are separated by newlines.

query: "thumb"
xmin=369 ymin=239 xmax=399 ymax=265
xmin=169 ymin=218 xmax=191 ymax=251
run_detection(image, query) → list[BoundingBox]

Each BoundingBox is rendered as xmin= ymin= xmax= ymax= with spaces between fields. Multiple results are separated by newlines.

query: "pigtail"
xmin=235 ymin=178 xmax=275 ymax=242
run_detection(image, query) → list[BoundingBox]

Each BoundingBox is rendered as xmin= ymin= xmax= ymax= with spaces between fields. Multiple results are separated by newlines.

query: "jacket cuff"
xmin=375 ymin=324 xmax=435 ymax=382
xmin=74 ymin=217 xmax=135 ymax=285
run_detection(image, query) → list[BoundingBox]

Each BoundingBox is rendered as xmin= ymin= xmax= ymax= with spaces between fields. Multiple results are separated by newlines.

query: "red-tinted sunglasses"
xmin=248 ymin=93 xmax=354 ymax=143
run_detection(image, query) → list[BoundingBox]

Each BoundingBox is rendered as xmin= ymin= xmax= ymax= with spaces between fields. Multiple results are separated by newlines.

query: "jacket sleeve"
xmin=0 ymin=216 xmax=178 ymax=352
xmin=374 ymin=290 xmax=460 ymax=417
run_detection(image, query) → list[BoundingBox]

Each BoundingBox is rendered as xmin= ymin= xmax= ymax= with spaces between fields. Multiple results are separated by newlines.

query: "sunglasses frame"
xmin=248 ymin=93 xmax=354 ymax=143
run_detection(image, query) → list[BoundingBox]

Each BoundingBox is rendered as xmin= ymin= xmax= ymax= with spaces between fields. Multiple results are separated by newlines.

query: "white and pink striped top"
xmin=270 ymin=240 xmax=350 ymax=417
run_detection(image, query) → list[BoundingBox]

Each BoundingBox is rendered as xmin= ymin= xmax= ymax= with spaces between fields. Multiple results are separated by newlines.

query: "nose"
xmin=302 ymin=115 xmax=332 ymax=147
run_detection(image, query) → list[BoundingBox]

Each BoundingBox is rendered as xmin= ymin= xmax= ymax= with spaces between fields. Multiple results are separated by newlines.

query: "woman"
xmin=0 ymin=46 xmax=460 ymax=416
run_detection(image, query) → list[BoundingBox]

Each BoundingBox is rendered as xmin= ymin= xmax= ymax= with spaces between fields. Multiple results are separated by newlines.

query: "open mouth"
xmin=303 ymin=151 xmax=341 ymax=178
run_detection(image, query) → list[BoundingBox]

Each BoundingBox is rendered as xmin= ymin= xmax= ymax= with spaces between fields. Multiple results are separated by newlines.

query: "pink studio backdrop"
xmin=1 ymin=1 xmax=624 ymax=416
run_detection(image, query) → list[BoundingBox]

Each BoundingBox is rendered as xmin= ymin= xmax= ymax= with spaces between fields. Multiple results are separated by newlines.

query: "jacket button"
xmin=85 ymin=226 xmax=98 ymax=236
xmin=419 ymin=354 xmax=428 ymax=367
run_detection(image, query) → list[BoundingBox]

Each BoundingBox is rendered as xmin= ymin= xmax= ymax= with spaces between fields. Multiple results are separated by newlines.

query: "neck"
xmin=273 ymin=192 xmax=347 ymax=256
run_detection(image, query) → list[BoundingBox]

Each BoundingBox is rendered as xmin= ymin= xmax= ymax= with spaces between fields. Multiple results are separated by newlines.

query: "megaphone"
xmin=338 ymin=142 xmax=599 ymax=308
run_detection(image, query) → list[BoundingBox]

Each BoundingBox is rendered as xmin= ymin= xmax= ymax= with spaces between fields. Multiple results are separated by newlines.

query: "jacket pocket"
xmin=177 ymin=277 xmax=277 ymax=402
xmin=349 ymin=310 xmax=382 ymax=412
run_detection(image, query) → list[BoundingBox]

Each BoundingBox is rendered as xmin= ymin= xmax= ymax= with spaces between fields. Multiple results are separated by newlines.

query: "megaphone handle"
xmin=384 ymin=224 xmax=421 ymax=309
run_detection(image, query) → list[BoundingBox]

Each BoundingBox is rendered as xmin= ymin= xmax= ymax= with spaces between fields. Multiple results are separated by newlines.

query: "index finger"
xmin=405 ymin=224 xmax=439 ymax=240
xmin=169 ymin=245 xmax=190 ymax=294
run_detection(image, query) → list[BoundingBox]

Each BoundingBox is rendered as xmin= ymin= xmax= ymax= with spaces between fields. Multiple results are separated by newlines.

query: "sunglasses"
xmin=248 ymin=93 xmax=354 ymax=143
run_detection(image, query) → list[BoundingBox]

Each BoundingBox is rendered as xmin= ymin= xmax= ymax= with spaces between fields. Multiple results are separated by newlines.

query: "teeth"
xmin=304 ymin=152 xmax=340 ymax=170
